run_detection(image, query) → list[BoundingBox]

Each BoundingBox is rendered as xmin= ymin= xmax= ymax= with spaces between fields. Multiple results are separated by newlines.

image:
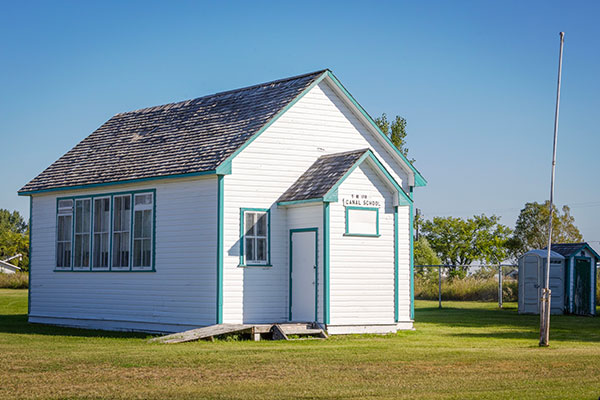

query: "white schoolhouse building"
xmin=19 ymin=70 xmax=426 ymax=334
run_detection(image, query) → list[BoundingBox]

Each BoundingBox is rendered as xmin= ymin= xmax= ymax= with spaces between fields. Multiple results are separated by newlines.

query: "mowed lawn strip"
xmin=1 ymin=289 xmax=599 ymax=400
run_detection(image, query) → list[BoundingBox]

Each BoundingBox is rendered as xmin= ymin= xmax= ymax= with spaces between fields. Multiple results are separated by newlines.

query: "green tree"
xmin=414 ymin=236 xmax=442 ymax=266
xmin=508 ymin=201 xmax=583 ymax=260
xmin=0 ymin=209 xmax=29 ymax=270
xmin=414 ymin=236 xmax=442 ymax=281
xmin=374 ymin=113 xmax=413 ymax=162
xmin=421 ymin=214 xmax=512 ymax=278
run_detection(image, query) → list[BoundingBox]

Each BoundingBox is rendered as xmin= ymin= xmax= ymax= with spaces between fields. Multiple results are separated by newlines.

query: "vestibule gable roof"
xmin=277 ymin=149 xmax=411 ymax=206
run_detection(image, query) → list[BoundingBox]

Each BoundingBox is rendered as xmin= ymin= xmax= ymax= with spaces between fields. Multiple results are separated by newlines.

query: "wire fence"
xmin=414 ymin=264 xmax=518 ymax=309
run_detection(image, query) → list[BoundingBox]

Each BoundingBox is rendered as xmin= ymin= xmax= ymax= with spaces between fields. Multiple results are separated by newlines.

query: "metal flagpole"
xmin=540 ymin=32 xmax=565 ymax=347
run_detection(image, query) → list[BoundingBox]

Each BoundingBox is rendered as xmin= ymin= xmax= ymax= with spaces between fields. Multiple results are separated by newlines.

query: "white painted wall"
xmin=329 ymin=162 xmax=410 ymax=326
xmin=29 ymin=176 xmax=218 ymax=332
xmin=222 ymin=79 xmax=414 ymax=325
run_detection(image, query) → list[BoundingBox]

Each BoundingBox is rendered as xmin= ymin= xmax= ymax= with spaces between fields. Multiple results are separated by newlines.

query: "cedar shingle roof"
xmin=277 ymin=149 xmax=369 ymax=203
xmin=19 ymin=70 xmax=327 ymax=193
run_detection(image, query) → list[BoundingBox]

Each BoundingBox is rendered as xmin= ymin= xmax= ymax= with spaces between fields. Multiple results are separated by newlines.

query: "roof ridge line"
xmin=115 ymin=69 xmax=330 ymax=116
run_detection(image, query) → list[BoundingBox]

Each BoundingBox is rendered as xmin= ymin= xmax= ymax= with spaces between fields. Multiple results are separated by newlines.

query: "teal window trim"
xmin=54 ymin=188 xmax=156 ymax=272
xmin=322 ymin=202 xmax=330 ymax=325
xmin=239 ymin=207 xmax=271 ymax=267
xmin=344 ymin=206 xmax=380 ymax=237
xmin=288 ymin=227 xmax=319 ymax=322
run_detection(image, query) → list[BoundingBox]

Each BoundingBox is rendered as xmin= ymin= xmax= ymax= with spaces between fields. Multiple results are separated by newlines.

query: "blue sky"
xmin=2 ymin=1 xmax=599 ymax=248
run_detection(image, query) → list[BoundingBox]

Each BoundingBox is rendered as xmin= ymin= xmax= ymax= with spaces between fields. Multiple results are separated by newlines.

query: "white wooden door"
xmin=290 ymin=230 xmax=317 ymax=322
xmin=523 ymin=256 xmax=540 ymax=313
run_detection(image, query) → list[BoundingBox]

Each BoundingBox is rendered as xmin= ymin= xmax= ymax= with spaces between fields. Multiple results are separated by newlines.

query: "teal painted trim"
xmin=409 ymin=187 xmax=415 ymax=320
xmin=323 ymin=150 xmax=412 ymax=207
xmin=344 ymin=206 xmax=379 ymax=236
xmin=394 ymin=206 xmax=399 ymax=322
xmin=239 ymin=207 xmax=271 ymax=267
xmin=18 ymin=170 xmax=218 ymax=196
xmin=28 ymin=197 xmax=32 ymax=317
xmin=322 ymin=202 xmax=330 ymax=324
xmin=217 ymin=71 xmax=329 ymax=171
xmin=215 ymin=159 xmax=232 ymax=175
xmin=322 ymin=189 xmax=338 ymax=203
xmin=216 ymin=175 xmax=224 ymax=324
xmin=288 ymin=227 xmax=319 ymax=322
xmin=278 ymin=198 xmax=323 ymax=207
xmin=57 ymin=189 xmax=156 ymax=272
xmin=325 ymin=71 xmax=427 ymax=187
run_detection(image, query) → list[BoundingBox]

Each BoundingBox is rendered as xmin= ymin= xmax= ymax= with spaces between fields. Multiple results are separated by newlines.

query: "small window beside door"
xmin=345 ymin=206 xmax=380 ymax=237
xmin=240 ymin=208 xmax=270 ymax=266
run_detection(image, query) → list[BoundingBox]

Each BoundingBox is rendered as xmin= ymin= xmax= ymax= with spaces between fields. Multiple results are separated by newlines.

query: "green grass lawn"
xmin=1 ymin=289 xmax=599 ymax=400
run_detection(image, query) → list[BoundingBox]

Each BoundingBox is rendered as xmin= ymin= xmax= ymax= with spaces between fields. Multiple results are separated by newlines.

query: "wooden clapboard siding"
xmin=329 ymin=163 xmax=403 ymax=325
xmin=29 ymin=176 xmax=218 ymax=332
xmin=222 ymin=80 xmax=412 ymax=324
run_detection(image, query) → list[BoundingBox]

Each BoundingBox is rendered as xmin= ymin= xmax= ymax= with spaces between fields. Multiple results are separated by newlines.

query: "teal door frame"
xmin=288 ymin=227 xmax=319 ymax=322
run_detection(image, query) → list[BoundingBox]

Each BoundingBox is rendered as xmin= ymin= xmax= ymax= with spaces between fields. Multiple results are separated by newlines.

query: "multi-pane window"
xmin=55 ymin=191 xmax=154 ymax=271
xmin=133 ymin=193 xmax=153 ymax=269
xmin=56 ymin=200 xmax=73 ymax=269
xmin=242 ymin=210 xmax=269 ymax=265
xmin=112 ymin=195 xmax=131 ymax=269
xmin=73 ymin=199 xmax=91 ymax=268
xmin=93 ymin=197 xmax=110 ymax=269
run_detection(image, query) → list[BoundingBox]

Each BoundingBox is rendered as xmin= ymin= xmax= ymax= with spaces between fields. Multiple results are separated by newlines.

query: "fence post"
xmin=498 ymin=265 xmax=503 ymax=308
xmin=438 ymin=266 xmax=442 ymax=309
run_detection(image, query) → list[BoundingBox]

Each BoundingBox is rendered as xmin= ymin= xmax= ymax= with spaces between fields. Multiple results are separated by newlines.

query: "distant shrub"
xmin=0 ymin=272 xmax=29 ymax=289
xmin=415 ymin=275 xmax=518 ymax=302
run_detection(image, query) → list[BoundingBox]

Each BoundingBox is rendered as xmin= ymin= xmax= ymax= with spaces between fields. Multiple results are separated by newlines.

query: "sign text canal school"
xmin=341 ymin=194 xmax=382 ymax=208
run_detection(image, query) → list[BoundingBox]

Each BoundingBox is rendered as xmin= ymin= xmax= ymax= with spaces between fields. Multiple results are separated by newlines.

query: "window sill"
xmin=238 ymin=264 xmax=273 ymax=268
xmin=343 ymin=233 xmax=381 ymax=238
xmin=53 ymin=268 xmax=156 ymax=272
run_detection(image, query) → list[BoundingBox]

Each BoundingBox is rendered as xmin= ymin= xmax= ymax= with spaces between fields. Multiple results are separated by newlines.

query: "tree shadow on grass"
xmin=416 ymin=304 xmax=600 ymax=343
xmin=0 ymin=314 xmax=151 ymax=339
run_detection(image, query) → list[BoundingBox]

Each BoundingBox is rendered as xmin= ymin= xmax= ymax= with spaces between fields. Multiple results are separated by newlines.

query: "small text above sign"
xmin=341 ymin=194 xmax=382 ymax=208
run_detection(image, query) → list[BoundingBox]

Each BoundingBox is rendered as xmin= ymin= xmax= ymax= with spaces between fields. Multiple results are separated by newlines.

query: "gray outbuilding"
xmin=518 ymin=249 xmax=565 ymax=315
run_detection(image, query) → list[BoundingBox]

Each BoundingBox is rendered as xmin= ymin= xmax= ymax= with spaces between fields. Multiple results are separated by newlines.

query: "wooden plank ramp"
xmin=150 ymin=322 xmax=328 ymax=343
xmin=150 ymin=324 xmax=252 ymax=344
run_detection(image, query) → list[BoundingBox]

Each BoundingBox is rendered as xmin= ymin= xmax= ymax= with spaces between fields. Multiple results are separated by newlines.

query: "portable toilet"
xmin=518 ymin=250 xmax=565 ymax=315
xmin=544 ymin=243 xmax=599 ymax=316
